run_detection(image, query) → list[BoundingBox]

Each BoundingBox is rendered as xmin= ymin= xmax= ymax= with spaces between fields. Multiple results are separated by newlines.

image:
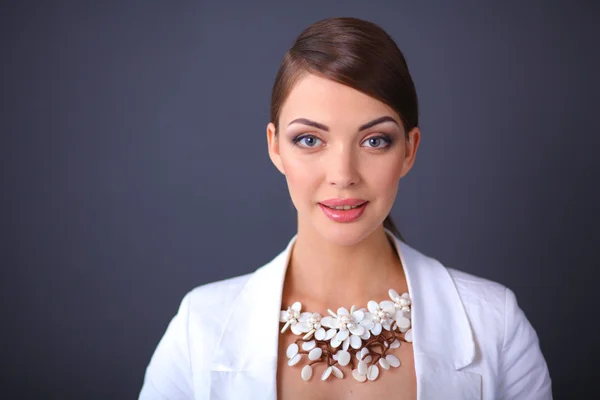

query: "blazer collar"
xmin=210 ymin=230 xmax=478 ymax=398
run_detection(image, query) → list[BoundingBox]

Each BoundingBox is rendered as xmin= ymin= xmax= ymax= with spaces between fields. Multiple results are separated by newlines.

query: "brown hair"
xmin=270 ymin=17 xmax=419 ymax=243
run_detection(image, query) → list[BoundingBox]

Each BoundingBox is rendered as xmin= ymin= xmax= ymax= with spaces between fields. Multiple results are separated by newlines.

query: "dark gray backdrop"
xmin=2 ymin=1 xmax=599 ymax=399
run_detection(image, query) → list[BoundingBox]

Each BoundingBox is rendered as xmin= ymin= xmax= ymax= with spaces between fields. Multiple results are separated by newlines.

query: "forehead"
xmin=279 ymin=73 xmax=400 ymax=129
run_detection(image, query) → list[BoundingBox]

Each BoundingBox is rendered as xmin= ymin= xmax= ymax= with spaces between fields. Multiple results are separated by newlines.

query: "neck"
xmin=284 ymin=223 xmax=407 ymax=308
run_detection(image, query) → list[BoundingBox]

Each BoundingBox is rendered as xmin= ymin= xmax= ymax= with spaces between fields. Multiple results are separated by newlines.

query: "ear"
xmin=399 ymin=127 xmax=421 ymax=179
xmin=267 ymin=122 xmax=285 ymax=175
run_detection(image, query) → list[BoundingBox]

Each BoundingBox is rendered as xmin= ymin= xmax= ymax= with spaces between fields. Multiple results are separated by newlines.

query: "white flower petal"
xmin=321 ymin=366 xmax=333 ymax=381
xmin=405 ymin=328 xmax=413 ymax=342
xmin=386 ymin=354 xmax=401 ymax=368
xmin=288 ymin=354 xmax=301 ymax=366
xmin=389 ymin=289 xmax=400 ymax=301
xmin=382 ymin=321 xmax=392 ymax=331
xmin=367 ymin=300 xmax=379 ymax=313
xmin=359 ymin=347 xmax=369 ymax=360
xmin=308 ymin=347 xmax=322 ymax=361
xmin=291 ymin=323 xmax=303 ymax=335
xmin=321 ymin=316 xmax=336 ymax=328
xmin=360 ymin=319 xmax=374 ymax=330
xmin=296 ymin=321 xmax=311 ymax=333
xmin=342 ymin=336 xmax=350 ymax=351
xmin=280 ymin=310 xmax=288 ymax=322
xmin=393 ymin=309 xmax=408 ymax=321
xmin=363 ymin=355 xmax=372 ymax=363
xmin=372 ymin=323 xmax=382 ymax=335
xmin=301 ymin=365 xmax=312 ymax=381
xmin=325 ymin=328 xmax=337 ymax=340
xmin=367 ymin=365 xmax=379 ymax=381
xmin=337 ymin=307 xmax=350 ymax=316
xmin=331 ymin=366 xmax=344 ymax=379
xmin=357 ymin=360 xmax=368 ymax=376
xmin=302 ymin=340 xmax=316 ymax=351
xmin=353 ymin=369 xmax=367 ymax=382
xmin=286 ymin=343 xmax=299 ymax=358
xmin=379 ymin=358 xmax=390 ymax=370
xmin=360 ymin=330 xmax=371 ymax=340
xmin=390 ymin=339 xmax=401 ymax=349
xmin=395 ymin=316 xmax=411 ymax=330
xmin=350 ymin=334 xmax=362 ymax=349
xmin=330 ymin=336 xmax=342 ymax=348
xmin=302 ymin=330 xmax=314 ymax=341
xmin=337 ymin=350 xmax=351 ymax=366
xmin=298 ymin=312 xmax=312 ymax=321
xmin=349 ymin=324 xmax=364 ymax=336
xmin=352 ymin=309 xmax=364 ymax=322
xmin=380 ymin=300 xmax=395 ymax=314
xmin=291 ymin=302 xmax=302 ymax=312
xmin=314 ymin=327 xmax=326 ymax=340
xmin=336 ymin=329 xmax=349 ymax=342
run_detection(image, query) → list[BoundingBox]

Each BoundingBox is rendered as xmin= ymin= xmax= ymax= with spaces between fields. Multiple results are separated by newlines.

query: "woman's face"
xmin=267 ymin=73 xmax=420 ymax=246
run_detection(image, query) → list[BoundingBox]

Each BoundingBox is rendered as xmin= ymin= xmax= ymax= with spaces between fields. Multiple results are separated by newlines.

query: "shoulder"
xmin=446 ymin=267 xmax=508 ymax=310
xmin=181 ymin=272 xmax=255 ymax=337
xmin=443 ymin=266 xmax=532 ymax=343
xmin=186 ymin=272 xmax=253 ymax=313
xmin=444 ymin=266 xmax=510 ymax=340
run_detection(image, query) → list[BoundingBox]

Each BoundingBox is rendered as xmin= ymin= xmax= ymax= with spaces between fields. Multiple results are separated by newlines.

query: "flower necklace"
xmin=279 ymin=289 xmax=412 ymax=382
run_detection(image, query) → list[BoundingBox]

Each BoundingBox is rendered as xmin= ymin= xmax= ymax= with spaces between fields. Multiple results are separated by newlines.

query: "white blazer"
xmin=139 ymin=230 xmax=552 ymax=399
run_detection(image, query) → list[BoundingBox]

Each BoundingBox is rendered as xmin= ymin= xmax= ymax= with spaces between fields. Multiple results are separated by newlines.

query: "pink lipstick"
xmin=318 ymin=198 xmax=368 ymax=223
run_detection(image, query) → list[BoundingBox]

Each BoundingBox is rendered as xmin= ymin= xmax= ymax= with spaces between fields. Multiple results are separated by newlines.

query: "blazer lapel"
xmin=395 ymin=237 xmax=482 ymax=399
xmin=209 ymin=230 xmax=481 ymax=399
xmin=209 ymin=236 xmax=294 ymax=400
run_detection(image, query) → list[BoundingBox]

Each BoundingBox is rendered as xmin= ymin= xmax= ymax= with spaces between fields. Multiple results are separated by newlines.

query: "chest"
xmin=276 ymin=332 xmax=417 ymax=400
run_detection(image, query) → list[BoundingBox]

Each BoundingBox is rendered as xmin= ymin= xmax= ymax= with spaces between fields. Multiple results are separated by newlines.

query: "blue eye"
xmin=363 ymin=136 xmax=392 ymax=149
xmin=293 ymin=135 xmax=323 ymax=148
xmin=362 ymin=136 xmax=392 ymax=149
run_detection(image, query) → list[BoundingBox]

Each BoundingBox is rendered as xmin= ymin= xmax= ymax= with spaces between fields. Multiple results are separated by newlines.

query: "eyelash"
xmin=291 ymin=134 xmax=393 ymax=149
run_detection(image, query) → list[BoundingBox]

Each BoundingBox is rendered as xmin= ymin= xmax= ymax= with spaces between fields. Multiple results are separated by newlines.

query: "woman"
xmin=139 ymin=17 xmax=552 ymax=399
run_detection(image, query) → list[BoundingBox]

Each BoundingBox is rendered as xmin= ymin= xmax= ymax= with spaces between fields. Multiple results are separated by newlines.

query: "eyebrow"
xmin=287 ymin=116 xmax=399 ymax=132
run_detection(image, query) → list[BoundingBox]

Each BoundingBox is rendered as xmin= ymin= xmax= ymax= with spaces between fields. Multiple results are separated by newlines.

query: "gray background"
xmin=2 ymin=1 xmax=599 ymax=398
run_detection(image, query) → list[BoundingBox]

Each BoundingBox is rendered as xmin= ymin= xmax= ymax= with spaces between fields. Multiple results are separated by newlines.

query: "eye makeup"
xmin=362 ymin=134 xmax=393 ymax=149
xmin=290 ymin=133 xmax=395 ymax=149
xmin=291 ymin=134 xmax=322 ymax=147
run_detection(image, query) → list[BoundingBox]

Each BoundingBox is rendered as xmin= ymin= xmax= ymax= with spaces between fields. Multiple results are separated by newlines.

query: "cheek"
xmin=280 ymin=151 xmax=322 ymax=204
xmin=366 ymin=155 xmax=404 ymax=200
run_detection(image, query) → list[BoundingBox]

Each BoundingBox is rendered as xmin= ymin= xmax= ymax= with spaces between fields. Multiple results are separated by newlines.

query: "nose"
xmin=327 ymin=145 xmax=360 ymax=188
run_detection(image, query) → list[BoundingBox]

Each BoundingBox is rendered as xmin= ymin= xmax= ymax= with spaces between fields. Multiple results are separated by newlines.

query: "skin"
xmin=267 ymin=73 xmax=421 ymax=398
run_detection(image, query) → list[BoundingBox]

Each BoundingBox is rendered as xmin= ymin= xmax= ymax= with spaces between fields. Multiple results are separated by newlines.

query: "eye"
xmin=293 ymin=134 xmax=323 ymax=148
xmin=362 ymin=135 xmax=392 ymax=149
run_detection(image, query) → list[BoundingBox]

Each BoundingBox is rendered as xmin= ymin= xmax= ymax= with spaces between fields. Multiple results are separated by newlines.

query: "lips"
xmin=318 ymin=199 xmax=369 ymax=223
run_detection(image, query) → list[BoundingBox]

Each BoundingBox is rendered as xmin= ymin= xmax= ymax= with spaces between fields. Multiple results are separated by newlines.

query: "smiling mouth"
xmin=321 ymin=203 xmax=366 ymax=210
xmin=318 ymin=201 xmax=369 ymax=223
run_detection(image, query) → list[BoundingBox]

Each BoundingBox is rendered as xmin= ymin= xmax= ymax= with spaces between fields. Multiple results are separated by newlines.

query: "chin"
xmin=313 ymin=218 xmax=381 ymax=247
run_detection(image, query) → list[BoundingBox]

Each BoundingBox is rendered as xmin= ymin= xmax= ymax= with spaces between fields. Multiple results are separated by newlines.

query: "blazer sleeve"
xmin=498 ymin=287 xmax=553 ymax=399
xmin=139 ymin=292 xmax=194 ymax=400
